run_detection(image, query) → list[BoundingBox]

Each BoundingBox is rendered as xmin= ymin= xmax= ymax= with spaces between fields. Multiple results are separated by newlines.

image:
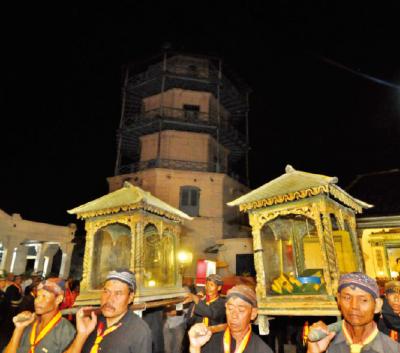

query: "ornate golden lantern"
xmin=68 ymin=182 xmax=192 ymax=305
xmin=228 ymin=166 xmax=372 ymax=331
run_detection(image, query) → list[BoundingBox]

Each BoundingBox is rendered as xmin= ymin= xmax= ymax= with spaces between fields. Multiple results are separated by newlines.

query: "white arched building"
xmin=0 ymin=209 xmax=76 ymax=278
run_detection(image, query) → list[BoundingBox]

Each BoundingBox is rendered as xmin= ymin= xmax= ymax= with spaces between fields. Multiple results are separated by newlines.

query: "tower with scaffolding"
xmin=108 ymin=51 xmax=252 ymax=277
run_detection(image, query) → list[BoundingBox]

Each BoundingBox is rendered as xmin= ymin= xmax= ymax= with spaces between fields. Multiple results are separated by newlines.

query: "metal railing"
xmin=119 ymin=158 xmax=227 ymax=174
xmin=129 ymin=62 xmax=219 ymax=85
xmin=126 ymin=106 xmax=244 ymax=137
xmin=133 ymin=106 xmax=216 ymax=125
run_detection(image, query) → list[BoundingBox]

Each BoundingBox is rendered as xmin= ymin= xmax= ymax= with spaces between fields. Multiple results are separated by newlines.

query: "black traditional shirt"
xmin=191 ymin=296 xmax=226 ymax=326
xmin=201 ymin=330 xmax=273 ymax=353
xmin=82 ymin=310 xmax=152 ymax=353
xmin=378 ymin=298 xmax=400 ymax=343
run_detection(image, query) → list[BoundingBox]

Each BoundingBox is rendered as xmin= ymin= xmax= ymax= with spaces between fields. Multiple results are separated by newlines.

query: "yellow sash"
xmin=29 ymin=311 xmax=62 ymax=353
xmin=223 ymin=325 xmax=252 ymax=353
xmin=89 ymin=321 xmax=122 ymax=353
xmin=202 ymin=296 xmax=219 ymax=327
xmin=302 ymin=321 xmax=309 ymax=346
xmin=342 ymin=321 xmax=378 ymax=353
xmin=389 ymin=330 xmax=398 ymax=342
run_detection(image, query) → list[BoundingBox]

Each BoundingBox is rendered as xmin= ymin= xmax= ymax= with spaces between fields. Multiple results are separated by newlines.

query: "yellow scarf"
xmin=202 ymin=296 xmax=219 ymax=326
xmin=302 ymin=321 xmax=309 ymax=346
xmin=342 ymin=321 xmax=378 ymax=353
xmin=389 ymin=330 xmax=398 ymax=342
xmin=29 ymin=311 xmax=62 ymax=353
xmin=223 ymin=325 xmax=252 ymax=353
xmin=89 ymin=321 xmax=122 ymax=353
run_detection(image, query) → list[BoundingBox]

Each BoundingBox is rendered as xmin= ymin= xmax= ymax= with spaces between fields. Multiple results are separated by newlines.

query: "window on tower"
xmin=183 ymin=104 xmax=200 ymax=120
xmin=179 ymin=186 xmax=200 ymax=217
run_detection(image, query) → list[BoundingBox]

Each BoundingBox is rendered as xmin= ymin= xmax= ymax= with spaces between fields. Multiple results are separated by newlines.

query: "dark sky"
xmin=2 ymin=2 xmax=399 ymax=228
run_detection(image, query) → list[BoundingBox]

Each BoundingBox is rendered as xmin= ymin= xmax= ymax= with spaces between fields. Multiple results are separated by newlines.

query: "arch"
xmin=91 ymin=222 xmax=132 ymax=289
xmin=260 ymin=214 xmax=324 ymax=294
xmin=260 ymin=222 xmax=281 ymax=282
xmin=329 ymin=214 xmax=339 ymax=230
xmin=143 ymin=224 xmax=178 ymax=288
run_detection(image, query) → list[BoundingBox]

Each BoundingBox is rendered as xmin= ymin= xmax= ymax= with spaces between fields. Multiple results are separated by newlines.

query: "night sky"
xmin=2 ymin=2 xmax=399 ymax=230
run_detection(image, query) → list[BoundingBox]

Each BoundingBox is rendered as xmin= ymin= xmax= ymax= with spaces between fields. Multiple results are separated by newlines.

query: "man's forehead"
xmin=340 ymin=285 xmax=374 ymax=297
xmin=227 ymin=296 xmax=252 ymax=308
xmin=37 ymin=288 xmax=57 ymax=297
xmin=104 ymin=279 xmax=130 ymax=290
xmin=388 ymin=292 xmax=400 ymax=297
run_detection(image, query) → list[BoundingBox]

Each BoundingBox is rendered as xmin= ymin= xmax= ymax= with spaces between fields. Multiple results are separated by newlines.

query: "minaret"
xmin=108 ymin=51 xmax=251 ymax=276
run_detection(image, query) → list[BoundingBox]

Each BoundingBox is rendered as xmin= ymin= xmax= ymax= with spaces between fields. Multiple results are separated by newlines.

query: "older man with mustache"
xmin=188 ymin=285 xmax=273 ymax=353
xmin=307 ymin=272 xmax=400 ymax=353
xmin=65 ymin=269 xmax=152 ymax=353
xmin=3 ymin=277 xmax=76 ymax=353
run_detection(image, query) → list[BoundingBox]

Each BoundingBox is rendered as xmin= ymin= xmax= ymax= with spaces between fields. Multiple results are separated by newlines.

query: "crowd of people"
xmin=0 ymin=270 xmax=400 ymax=353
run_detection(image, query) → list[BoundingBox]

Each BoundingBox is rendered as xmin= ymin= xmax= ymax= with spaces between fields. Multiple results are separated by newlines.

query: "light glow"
xmin=177 ymin=250 xmax=193 ymax=265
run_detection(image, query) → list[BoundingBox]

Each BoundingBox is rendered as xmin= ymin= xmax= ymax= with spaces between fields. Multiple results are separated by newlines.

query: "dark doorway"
xmin=236 ymin=254 xmax=256 ymax=276
xmin=50 ymin=248 xmax=62 ymax=277
xmin=26 ymin=259 xmax=35 ymax=273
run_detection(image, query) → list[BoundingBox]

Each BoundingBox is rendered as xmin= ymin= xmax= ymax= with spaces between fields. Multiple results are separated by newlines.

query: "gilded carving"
xmin=240 ymin=186 xmax=329 ymax=212
xmin=320 ymin=208 xmax=339 ymax=290
xmin=375 ymin=249 xmax=384 ymax=269
xmin=81 ymin=221 xmax=94 ymax=291
xmin=239 ymin=184 xmax=364 ymax=214
xmin=336 ymin=209 xmax=345 ymax=231
xmin=328 ymin=186 xmax=363 ymax=214
xmin=76 ymin=202 xmax=183 ymax=223
xmin=257 ymin=207 xmax=312 ymax=229
xmin=311 ymin=203 xmax=334 ymax=295
xmin=251 ymin=228 xmax=267 ymax=299
xmin=230 ymin=168 xmax=370 ymax=316
xmin=129 ymin=220 xmax=136 ymax=271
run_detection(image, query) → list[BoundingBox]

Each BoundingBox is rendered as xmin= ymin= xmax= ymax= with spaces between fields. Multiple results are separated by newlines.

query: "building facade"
xmin=108 ymin=52 xmax=252 ymax=276
xmin=0 ymin=209 xmax=76 ymax=278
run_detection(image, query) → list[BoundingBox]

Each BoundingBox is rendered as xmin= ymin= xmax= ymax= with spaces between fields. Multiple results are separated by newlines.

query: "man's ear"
xmin=374 ymin=297 xmax=383 ymax=314
xmin=129 ymin=291 xmax=135 ymax=304
xmin=55 ymin=294 xmax=64 ymax=306
xmin=336 ymin=294 xmax=341 ymax=311
xmin=217 ymin=285 xmax=222 ymax=292
xmin=250 ymin=307 xmax=258 ymax=321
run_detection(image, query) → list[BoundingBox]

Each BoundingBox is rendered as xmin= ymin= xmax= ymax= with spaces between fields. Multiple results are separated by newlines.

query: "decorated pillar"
xmin=249 ymin=213 xmax=267 ymax=300
xmin=129 ymin=218 xmax=136 ymax=272
xmin=321 ymin=205 xmax=339 ymax=291
xmin=312 ymin=203 xmax=334 ymax=295
xmin=346 ymin=214 xmax=364 ymax=272
xmin=135 ymin=221 xmax=144 ymax=288
xmin=80 ymin=222 xmax=94 ymax=291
